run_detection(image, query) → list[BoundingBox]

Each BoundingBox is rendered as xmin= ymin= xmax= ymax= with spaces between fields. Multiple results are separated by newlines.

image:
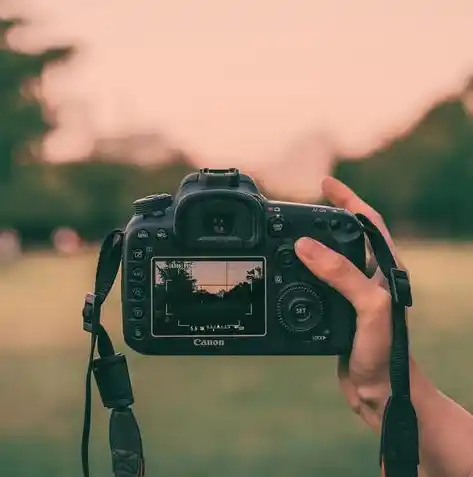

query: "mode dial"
xmin=276 ymin=283 xmax=324 ymax=333
xmin=133 ymin=194 xmax=172 ymax=215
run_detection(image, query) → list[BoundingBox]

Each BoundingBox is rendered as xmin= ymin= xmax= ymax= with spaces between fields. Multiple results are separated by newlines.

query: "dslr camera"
xmin=122 ymin=168 xmax=366 ymax=355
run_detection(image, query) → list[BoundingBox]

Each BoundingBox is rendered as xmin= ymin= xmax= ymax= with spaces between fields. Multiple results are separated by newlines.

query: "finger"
xmin=322 ymin=176 xmax=406 ymax=270
xmin=337 ymin=354 xmax=353 ymax=384
xmin=294 ymin=237 xmax=389 ymax=315
xmin=321 ymin=176 xmax=396 ymax=253
xmin=337 ymin=359 xmax=361 ymax=413
xmin=296 ymin=236 xmax=394 ymax=399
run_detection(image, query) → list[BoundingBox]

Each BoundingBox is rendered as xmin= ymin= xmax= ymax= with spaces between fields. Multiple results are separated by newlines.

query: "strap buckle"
xmin=389 ymin=268 xmax=413 ymax=307
xmin=82 ymin=292 xmax=99 ymax=333
xmin=93 ymin=353 xmax=134 ymax=409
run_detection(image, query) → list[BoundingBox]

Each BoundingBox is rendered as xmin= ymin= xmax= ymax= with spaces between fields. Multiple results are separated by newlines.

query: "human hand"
xmin=294 ymin=177 xmax=405 ymax=426
xmin=296 ymin=177 xmax=473 ymax=477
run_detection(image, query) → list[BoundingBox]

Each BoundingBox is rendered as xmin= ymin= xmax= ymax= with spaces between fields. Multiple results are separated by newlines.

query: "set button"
xmin=276 ymin=283 xmax=324 ymax=334
xmin=290 ymin=300 xmax=312 ymax=322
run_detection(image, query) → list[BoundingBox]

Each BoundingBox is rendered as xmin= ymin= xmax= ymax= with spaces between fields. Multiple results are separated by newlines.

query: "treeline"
xmin=334 ymin=90 xmax=473 ymax=239
xmin=2 ymin=14 xmax=473 ymax=243
xmin=2 ymin=93 xmax=473 ymax=244
xmin=0 ymin=156 xmax=196 ymax=245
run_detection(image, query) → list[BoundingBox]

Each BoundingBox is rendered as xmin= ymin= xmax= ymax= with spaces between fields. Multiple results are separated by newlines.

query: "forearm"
xmin=358 ymin=360 xmax=473 ymax=477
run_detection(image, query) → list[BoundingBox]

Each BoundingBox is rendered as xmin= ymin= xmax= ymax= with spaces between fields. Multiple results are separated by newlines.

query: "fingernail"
xmin=295 ymin=237 xmax=325 ymax=260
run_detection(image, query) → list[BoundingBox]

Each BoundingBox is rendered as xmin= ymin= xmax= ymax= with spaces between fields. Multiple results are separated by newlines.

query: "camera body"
xmin=122 ymin=168 xmax=366 ymax=355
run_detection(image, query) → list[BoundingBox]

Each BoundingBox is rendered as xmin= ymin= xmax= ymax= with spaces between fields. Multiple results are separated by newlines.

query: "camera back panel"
xmin=122 ymin=186 xmax=366 ymax=356
xmin=122 ymin=170 xmax=365 ymax=355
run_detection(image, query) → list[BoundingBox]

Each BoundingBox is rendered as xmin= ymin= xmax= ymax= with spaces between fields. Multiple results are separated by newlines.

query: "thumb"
xmin=294 ymin=237 xmax=384 ymax=315
xmin=296 ymin=237 xmax=393 ymax=396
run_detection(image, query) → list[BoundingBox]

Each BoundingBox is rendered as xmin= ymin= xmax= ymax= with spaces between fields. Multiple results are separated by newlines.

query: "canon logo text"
xmin=193 ymin=339 xmax=225 ymax=347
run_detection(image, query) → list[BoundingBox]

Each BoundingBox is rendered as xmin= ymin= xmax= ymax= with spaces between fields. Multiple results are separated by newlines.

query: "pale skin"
xmin=294 ymin=177 xmax=473 ymax=477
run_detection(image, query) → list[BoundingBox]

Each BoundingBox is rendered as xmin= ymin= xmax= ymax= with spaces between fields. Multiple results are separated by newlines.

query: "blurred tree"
xmin=0 ymin=158 xmax=198 ymax=245
xmin=0 ymin=17 xmax=74 ymax=181
xmin=333 ymin=80 xmax=473 ymax=238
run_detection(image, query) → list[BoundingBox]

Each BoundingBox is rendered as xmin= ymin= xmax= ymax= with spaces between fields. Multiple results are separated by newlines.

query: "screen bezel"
xmin=150 ymin=256 xmax=267 ymax=338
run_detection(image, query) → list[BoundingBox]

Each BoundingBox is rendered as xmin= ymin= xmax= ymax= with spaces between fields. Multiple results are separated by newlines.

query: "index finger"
xmin=322 ymin=176 xmax=404 ymax=268
xmin=322 ymin=176 xmax=396 ymax=252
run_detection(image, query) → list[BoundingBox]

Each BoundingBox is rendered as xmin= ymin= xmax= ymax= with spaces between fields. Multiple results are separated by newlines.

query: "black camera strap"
xmin=81 ymin=215 xmax=418 ymax=477
xmin=81 ymin=229 xmax=145 ymax=477
xmin=355 ymin=214 xmax=419 ymax=477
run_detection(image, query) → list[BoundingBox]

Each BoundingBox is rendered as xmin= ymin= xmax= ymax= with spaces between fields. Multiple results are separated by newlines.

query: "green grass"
xmin=1 ymin=241 xmax=473 ymax=477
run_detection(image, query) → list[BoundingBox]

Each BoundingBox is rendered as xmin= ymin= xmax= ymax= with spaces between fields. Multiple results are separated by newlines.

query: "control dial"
xmin=276 ymin=283 xmax=324 ymax=333
xmin=133 ymin=194 xmax=172 ymax=215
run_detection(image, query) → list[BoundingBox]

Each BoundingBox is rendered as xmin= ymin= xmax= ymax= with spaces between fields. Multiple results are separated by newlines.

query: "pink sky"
xmin=2 ymin=0 xmax=473 ymax=198
xmin=155 ymin=260 xmax=261 ymax=293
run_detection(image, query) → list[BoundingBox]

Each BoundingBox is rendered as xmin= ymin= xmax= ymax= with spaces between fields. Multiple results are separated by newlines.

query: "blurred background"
xmin=1 ymin=1 xmax=473 ymax=476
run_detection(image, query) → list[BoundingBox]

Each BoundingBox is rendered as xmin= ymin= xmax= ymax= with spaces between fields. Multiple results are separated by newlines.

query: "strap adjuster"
xmin=389 ymin=268 xmax=413 ymax=307
xmin=83 ymin=292 xmax=99 ymax=333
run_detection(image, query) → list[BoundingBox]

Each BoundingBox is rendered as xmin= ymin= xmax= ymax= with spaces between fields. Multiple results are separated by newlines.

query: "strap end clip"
xmin=379 ymin=395 xmax=419 ymax=476
xmin=82 ymin=292 xmax=98 ymax=333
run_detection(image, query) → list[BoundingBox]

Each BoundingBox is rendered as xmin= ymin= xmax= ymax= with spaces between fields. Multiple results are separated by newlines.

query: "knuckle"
xmin=372 ymin=289 xmax=392 ymax=313
xmin=357 ymin=288 xmax=391 ymax=316
xmin=338 ymin=376 xmax=362 ymax=415
xmin=348 ymin=397 xmax=362 ymax=415
xmin=355 ymin=385 xmax=377 ymax=409
xmin=355 ymin=384 xmax=390 ymax=412
xmin=321 ymin=254 xmax=349 ymax=280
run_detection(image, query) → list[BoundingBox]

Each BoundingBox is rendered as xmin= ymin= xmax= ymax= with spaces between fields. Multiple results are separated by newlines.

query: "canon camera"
xmin=122 ymin=168 xmax=366 ymax=355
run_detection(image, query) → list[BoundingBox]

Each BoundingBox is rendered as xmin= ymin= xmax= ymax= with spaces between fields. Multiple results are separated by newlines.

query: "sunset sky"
xmin=155 ymin=259 xmax=262 ymax=292
xmin=2 ymin=0 xmax=473 ymax=197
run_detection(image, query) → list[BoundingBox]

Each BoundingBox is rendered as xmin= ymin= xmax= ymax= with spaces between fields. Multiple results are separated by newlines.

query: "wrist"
xmin=356 ymin=358 xmax=439 ymax=428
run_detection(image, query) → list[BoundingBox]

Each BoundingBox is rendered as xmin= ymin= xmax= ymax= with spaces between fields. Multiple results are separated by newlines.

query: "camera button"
xmin=133 ymin=193 xmax=172 ymax=215
xmin=131 ymin=287 xmax=145 ymax=301
xmin=132 ymin=248 xmax=145 ymax=260
xmin=131 ymin=307 xmax=145 ymax=320
xmin=345 ymin=221 xmax=356 ymax=232
xmin=329 ymin=219 xmax=341 ymax=229
xmin=313 ymin=217 xmax=325 ymax=228
xmin=268 ymin=216 xmax=285 ymax=236
xmin=276 ymin=283 xmax=324 ymax=334
xmin=136 ymin=229 xmax=149 ymax=239
xmin=275 ymin=245 xmax=295 ymax=267
xmin=290 ymin=300 xmax=311 ymax=322
xmin=132 ymin=327 xmax=145 ymax=340
xmin=131 ymin=268 xmax=145 ymax=281
xmin=156 ymin=228 xmax=168 ymax=240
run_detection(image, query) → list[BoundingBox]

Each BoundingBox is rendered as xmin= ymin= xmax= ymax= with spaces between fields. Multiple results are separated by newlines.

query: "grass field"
xmin=1 ymin=240 xmax=473 ymax=477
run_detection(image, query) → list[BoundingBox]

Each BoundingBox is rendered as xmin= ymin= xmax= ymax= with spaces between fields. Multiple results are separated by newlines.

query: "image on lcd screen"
xmin=151 ymin=258 xmax=266 ymax=337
